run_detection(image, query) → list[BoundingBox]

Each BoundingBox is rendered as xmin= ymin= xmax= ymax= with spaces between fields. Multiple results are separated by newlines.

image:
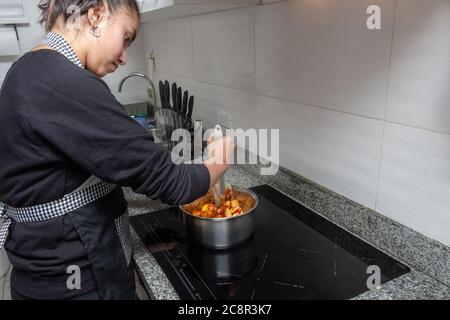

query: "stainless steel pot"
xmin=179 ymin=186 xmax=259 ymax=249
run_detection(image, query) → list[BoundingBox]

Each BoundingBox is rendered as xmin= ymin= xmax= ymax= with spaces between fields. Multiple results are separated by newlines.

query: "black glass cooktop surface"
xmin=130 ymin=184 xmax=410 ymax=300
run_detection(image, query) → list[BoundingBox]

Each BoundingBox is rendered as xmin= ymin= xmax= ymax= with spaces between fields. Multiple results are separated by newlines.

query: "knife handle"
xmin=171 ymin=82 xmax=177 ymax=109
xmin=159 ymin=81 xmax=165 ymax=108
xmin=182 ymin=91 xmax=188 ymax=116
xmin=176 ymin=88 xmax=182 ymax=113
xmin=187 ymin=96 xmax=194 ymax=118
xmin=164 ymin=81 xmax=171 ymax=109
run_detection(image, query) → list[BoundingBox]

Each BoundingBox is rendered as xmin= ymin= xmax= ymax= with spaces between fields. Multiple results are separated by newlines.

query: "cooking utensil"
xmin=212 ymin=125 xmax=232 ymax=207
xmin=180 ymin=186 xmax=258 ymax=249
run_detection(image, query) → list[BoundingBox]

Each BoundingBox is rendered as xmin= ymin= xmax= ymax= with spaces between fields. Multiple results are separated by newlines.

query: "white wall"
xmin=102 ymin=30 xmax=149 ymax=104
xmin=141 ymin=0 xmax=450 ymax=246
xmin=0 ymin=0 xmax=148 ymax=104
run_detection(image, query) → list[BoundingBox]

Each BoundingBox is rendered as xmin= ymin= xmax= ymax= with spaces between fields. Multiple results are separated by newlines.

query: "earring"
xmin=89 ymin=26 xmax=101 ymax=37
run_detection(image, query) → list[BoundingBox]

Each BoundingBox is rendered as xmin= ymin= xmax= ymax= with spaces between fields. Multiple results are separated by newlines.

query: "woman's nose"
xmin=118 ymin=50 xmax=127 ymax=65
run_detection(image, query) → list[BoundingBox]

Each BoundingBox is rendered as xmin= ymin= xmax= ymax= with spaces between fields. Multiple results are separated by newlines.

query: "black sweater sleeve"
xmin=16 ymin=56 xmax=210 ymax=205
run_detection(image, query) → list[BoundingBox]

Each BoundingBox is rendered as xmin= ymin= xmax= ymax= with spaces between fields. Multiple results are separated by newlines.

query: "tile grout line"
xmin=152 ymin=70 xmax=450 ymax=136
xmin=374 ymin=0 xmax=399 ymax=210
xmin=152 ymin=3 xmax=450 ymax=138
xmin=253 ymin=5 xmax=257 ymax=95
xmin=190 ymin=18 xmax=196 ymax=86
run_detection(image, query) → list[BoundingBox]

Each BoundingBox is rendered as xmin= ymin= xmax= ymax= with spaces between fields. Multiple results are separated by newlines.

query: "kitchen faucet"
xmin=118 ymin=72 xmax=158 ymax=120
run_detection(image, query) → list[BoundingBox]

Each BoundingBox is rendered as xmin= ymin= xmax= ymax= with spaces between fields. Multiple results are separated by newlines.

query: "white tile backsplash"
xmin=255 ymin=0 xmax=395 ymax=119
xmin=142 ymin=18 xmax=195 ymax=79
xmin=377 ymin=123 xmax=450 ymax=246
xmin=387 ymin=0 xmax=450 ymax=134
xmin=255 ymin=95 xmax=384 ymax=208
xmin=194 ymin=80 xmax=256 ymax=129
xmin=194 ymin=79 xmax=383 ymax=208
xmin=142 ymin=0 xmax=450 ymax=246
xmin=192 ymin=8 xmax=255 ymax=92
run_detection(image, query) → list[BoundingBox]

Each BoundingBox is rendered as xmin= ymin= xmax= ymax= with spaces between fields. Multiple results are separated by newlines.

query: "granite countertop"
xmin=125 ymin=165 xmax=450 ymax=300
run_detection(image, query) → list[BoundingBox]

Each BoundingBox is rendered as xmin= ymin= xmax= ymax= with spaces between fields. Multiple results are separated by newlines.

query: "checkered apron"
xmin=0 ymin=32 xmax=133 ymax=268
xmin=0 ymin=180 xmax=116 ymax=251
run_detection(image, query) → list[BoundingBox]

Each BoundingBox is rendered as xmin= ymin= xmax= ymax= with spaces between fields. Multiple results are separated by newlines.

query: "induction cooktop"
xmin=130 ymin=184 xmax=410 ymax=300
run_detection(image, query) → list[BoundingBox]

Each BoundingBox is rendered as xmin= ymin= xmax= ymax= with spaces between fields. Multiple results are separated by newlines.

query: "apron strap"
xmin=0 ymin=179 xmax=116 ymax=250
xmin=0 ymin=203 xmax=11 ymax=250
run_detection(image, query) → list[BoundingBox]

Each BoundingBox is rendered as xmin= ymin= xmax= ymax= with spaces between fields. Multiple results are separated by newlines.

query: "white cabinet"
xmin=260 ymin=0 xmax=285 ymax=3
xmin=0 ymin=26 xmax=21 ymax=56
xmin=0 ymin=0 xmax=29 ymax=24
xmin=139 ymin=0 xmax=259 ymax=23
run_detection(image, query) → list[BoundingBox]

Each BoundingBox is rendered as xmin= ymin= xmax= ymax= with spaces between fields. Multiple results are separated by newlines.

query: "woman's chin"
xmin=104 ymin=64 xmax=118 ymax=76
xmin=96 ymin=68 xmax=112 ymax=78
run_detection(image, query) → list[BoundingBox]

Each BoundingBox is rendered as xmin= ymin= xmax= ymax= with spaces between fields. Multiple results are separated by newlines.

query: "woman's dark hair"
xmin=38 ymin=0 xmax=140 ymax=32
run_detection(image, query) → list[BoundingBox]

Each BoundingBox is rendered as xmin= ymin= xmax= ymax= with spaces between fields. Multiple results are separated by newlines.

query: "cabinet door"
xmin=139 ymin=0 xmax=259 ymax=23
xmin=139 ymin=0 xmax=258 ymax=12
xmin=261 ymin=0 xmax=285 ymax=3
xmin=0 ymin=0 xmax=29 ymax=24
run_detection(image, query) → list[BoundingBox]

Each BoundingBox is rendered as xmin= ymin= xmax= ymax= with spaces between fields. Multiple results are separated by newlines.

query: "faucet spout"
xmin=118 ymin=72 xmax=158 ymax=119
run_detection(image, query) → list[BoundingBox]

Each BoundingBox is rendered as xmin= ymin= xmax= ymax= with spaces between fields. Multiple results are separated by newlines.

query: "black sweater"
xmin=0 ymin=49 xmax=210 ymax=299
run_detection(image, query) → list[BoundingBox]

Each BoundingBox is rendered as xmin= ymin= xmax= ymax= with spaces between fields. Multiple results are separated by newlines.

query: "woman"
xmin=0 ymin=0 xmax=234 ymax=300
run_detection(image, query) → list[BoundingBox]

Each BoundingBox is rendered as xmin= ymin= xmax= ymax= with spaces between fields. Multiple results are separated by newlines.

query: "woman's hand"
xmin=203 ymin=134 xmax=236 ymax=189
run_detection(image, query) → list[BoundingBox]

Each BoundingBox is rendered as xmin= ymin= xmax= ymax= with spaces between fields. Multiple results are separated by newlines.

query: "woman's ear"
xmin=87 ymin=1 xmax=109 ymax=27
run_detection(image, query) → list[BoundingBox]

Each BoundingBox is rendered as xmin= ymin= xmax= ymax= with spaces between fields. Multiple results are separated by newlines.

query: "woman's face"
xmin=85 ymin=9 xmax=140 ymax=77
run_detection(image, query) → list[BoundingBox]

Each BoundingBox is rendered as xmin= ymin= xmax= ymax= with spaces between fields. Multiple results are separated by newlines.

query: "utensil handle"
xmin=214 ymin=124 xmax=226 ymax=197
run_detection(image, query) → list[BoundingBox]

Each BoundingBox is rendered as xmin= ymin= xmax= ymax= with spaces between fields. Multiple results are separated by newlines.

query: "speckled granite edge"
xmin=238 ymin=148 xmax=450 ymax=289
xmin=352 ymin=269 xmax=450 ymax=300
xmin=131 ymin=228 xmax=180 ymax=300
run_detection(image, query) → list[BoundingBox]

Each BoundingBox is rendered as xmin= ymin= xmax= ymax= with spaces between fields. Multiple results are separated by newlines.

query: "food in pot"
xmin=182 ymin=187 xmax=256 ymax=219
